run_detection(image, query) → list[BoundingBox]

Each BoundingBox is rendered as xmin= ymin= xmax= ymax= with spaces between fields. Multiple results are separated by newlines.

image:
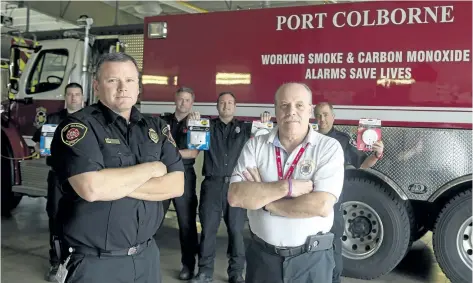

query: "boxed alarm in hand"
xmin=187 ymin=118 xmax=210 ymax=150
xmin=251 ymin=120 xmax=274 ymax=137
xmin=310 ymin=123 xmax=319 ymax=131
xmin=356 ymin=118 xmax=381 ymax=151
xmin=40 ymin=124 xmax=59 ymax=156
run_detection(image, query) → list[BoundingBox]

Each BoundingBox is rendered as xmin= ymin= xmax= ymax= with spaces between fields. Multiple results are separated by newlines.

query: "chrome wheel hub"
xmin=341 ymin=201 xmax=384 ymax=260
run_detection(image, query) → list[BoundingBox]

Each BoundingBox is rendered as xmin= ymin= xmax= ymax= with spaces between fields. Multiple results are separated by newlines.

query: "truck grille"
xmin=14 ymin=159 xmax=49 ymax=197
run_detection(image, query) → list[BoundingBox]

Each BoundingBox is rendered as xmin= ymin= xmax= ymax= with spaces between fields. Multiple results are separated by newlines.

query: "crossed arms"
xmin=68 ymin=162 xmax=184 ymax=202
xmin=228 ymin=138 xmax=345 ymax=218
xmin=51 ymin=119 xmax=185 ymax=202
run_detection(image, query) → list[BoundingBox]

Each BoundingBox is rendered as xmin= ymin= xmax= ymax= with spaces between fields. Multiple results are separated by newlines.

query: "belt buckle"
xmin=274 ymin=246 xmax=287 ymax=256
xmin=127 ymin=246 xmax=138 ymax=255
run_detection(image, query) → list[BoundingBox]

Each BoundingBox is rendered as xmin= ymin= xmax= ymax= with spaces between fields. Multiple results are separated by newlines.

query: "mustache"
xmin=282 ymin=115 xmax=300 ymax=122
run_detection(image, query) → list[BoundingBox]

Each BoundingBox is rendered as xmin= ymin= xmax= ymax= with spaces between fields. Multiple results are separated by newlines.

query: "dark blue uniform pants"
xmin=198 ymin=177 xmax=246 ymax=278
xmin=47 ymin=170 xmax=63 ymax=265
xmin=330 ymin=200 xmax=344 ymax=283
xmin=245 ymin=236 xmax=335 ymax=283
xmin=65 ymin=239 xmax=161 ymax=283
xmin=162 ymin=166 xmax=199 ymax=270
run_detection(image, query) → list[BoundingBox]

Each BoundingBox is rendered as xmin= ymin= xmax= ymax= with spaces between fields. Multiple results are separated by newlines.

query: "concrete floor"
xmin=1 ymin=197 xmax=451 ymax=283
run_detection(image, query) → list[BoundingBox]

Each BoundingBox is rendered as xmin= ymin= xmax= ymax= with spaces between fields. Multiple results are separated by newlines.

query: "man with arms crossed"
xmin=314 ymin=102 xmax=384 ymax=283
xmin=228 ymin=83 xmax=345 ymax=283
xmin=50 ymin=53 xmax=184 ymax=283
xmin=160 ymin=87 xmax=200 ymax=280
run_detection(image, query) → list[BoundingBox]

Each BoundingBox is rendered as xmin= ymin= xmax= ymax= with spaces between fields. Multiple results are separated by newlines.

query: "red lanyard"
xmin=275 ymin=143 xmax=309 ymax=180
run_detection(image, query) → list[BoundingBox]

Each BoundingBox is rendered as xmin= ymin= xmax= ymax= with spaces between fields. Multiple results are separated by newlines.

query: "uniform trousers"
xmin=65 ymin=238 xmax=161 ymax=283
xmin=47 ymin=170 xmax=63 ymax=266
xmin=198 ymin=177 xmax=246 ymax=278
xmin=162 ymin=166 xmax=199 ymax=270
xmin=245 ymin=235 xmax=335 ymax=283
xmin=330 ymin=192 xmax=345 ymax=283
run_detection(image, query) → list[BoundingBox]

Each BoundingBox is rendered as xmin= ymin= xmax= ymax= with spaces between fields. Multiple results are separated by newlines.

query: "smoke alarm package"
xmin=251 ymin=121 xmax=274 ymax=137
xmin=310 ymin=123 xmax=319 ymax=131
xmin=187 ymin=118 xmax=210 ymax=150
xmin=40 ymin=124 xmax=59 ymax=156
xmin=356 ymin=118 xmax=382 ymax=151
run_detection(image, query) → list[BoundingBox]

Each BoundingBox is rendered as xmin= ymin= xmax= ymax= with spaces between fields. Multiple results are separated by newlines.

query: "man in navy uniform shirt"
xmin=51 ymin=53 xmax=184 ymax=283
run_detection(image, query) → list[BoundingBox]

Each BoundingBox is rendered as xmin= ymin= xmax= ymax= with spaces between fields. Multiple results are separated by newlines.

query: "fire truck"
xmin=1 ymin=1 xmax=471 ymax=283
xmin=1 ymin=17 xmax=144 ymax=211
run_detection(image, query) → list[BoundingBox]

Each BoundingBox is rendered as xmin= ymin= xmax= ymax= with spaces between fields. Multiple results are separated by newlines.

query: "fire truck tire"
xmin=1 ymin=139 xmax=22 ymax=216
xmin=340 ymin=177 xmax=411 ymax=280
xmin=433 ymin=189 xmax=472 ymax=283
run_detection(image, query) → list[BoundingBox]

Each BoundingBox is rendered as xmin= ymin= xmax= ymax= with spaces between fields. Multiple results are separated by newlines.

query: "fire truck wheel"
xmin=433 ymin=189 xmax=472 ymax=283
xmin=1 ymin=139 xmax=22 ymax=216
xmin=340 ymin=177 xmax=411 ymax=280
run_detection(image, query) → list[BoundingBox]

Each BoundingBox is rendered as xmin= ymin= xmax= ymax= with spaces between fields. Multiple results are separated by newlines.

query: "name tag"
xmin=105 ymin=138 xmax=121 ymax=144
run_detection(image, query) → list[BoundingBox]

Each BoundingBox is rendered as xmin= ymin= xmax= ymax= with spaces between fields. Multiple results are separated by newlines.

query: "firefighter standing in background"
xmin=188 ymin=92 xmax=271 ymax=283
xmin=50 ymin=53 xmax=185 ymax=283
xmin=32 ymin=82 xmax=84 ymax=282
xmin=314 ymin=102 xmax=384 ymax=283
xmin=228 ymin=83 xmax=344 ymax=283
xmin=160 ymin=87 xmax=200 ymax=281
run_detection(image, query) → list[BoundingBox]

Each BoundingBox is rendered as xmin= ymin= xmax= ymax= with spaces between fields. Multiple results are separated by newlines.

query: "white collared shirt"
xmin=230 ymin=125 xmax=345 ymax=247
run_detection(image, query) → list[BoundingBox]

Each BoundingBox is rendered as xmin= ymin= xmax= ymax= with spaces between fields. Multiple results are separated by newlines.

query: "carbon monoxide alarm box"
xmin=310 ymin=123 xmax=319 ymax=131
xmin=251 ymin=121 xmax=273 ymax=137
xmin=40 ymin=124 xmax=58 ymax=156
xmin=356 ymin=118 xmax=381 ymax=151
xmin=187 ymin=118 xmax=210 ymax=150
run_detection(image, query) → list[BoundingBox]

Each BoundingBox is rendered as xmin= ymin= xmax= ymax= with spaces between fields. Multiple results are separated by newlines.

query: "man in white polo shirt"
xmin=228 ymin=82 xmax=345 ymax=283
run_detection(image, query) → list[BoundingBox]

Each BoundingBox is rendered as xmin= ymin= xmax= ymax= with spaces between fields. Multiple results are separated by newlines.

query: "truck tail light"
xmin=148 ymin=22 xmax=167 ymax=39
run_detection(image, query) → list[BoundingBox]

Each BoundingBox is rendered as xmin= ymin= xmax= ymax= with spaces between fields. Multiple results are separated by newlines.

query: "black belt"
xmin=206 ymin=176 xmax=231 ymax=183
xmin=250 ymin=231 xmax=333 ymax=257
xmin=71 ymin=239 xmax=152 ymax=257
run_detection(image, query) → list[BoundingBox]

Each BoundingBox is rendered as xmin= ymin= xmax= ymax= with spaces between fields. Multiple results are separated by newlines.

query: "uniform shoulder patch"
xmin=161 ymin=125 xmax=177 ymax=147
xmin=61 ymin=123 xmax=88 ymax=146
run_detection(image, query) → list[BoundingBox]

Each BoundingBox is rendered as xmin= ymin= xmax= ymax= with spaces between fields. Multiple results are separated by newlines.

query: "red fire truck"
xmin=1 ymin=1 xmax=471 ymax=282
xmin=140 ymin=1 xmax=472 ymax=282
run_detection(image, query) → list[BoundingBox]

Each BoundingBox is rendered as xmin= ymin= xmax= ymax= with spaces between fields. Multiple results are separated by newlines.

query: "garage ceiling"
xmin=1 ymin=0 xmax=364 ymax=33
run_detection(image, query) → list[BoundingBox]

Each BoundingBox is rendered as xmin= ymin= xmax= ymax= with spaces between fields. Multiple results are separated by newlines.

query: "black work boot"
xmin=179 ymin=266 xmax=194 ymax=280
xmin=44 ymin=263 xmax=59 ymax=282
xmin=229 ymin=274 xmax=245 ymax=283
xmin=190 ymin=272 xmax=213 ymax=283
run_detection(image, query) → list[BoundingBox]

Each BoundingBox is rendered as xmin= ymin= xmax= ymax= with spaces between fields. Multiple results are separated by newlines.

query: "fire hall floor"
xmin=1 ymin=197 xmax=450 ymax=283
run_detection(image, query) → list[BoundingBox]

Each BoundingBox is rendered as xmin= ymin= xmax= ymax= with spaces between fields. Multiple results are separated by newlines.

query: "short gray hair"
xmin=95 ymin=52 xmax=140 ymax=79
xmin=176 ymin=86 xmax=195 ymax=100
xmin=314 ymin=102 xmax=335 ymax=114
xmin=274 ymin=82 xmax=313 ymax=105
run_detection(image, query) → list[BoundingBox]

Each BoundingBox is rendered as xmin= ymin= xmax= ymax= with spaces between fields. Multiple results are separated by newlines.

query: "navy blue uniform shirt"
xmin=51 ymin=101 xmax=184 ymax=251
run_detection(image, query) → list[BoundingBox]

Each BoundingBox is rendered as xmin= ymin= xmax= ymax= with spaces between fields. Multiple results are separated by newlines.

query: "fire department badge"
xmin=161 ymin=125 xmax=177 ymax=147
xmin=61 ymin=123 xmax=88 ymax=146
xmin=34 ymin=107 xmax=47 ymax=128
xmin=235 ymin=126 xmax=240 ymax=134
xmin=299 ymin=160 xmax=315 ymax=176
xmin=149 ymin=128 xmax=159 ymax=143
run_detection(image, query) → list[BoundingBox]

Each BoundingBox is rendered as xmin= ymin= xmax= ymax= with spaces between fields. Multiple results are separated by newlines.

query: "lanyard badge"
xmin=275 ymin=143 xmax=309 ymax=181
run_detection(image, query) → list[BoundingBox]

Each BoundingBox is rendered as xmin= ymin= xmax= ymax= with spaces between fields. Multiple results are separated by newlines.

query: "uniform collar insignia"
xmin=149 ymin=128 xmax=159 ymax=143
